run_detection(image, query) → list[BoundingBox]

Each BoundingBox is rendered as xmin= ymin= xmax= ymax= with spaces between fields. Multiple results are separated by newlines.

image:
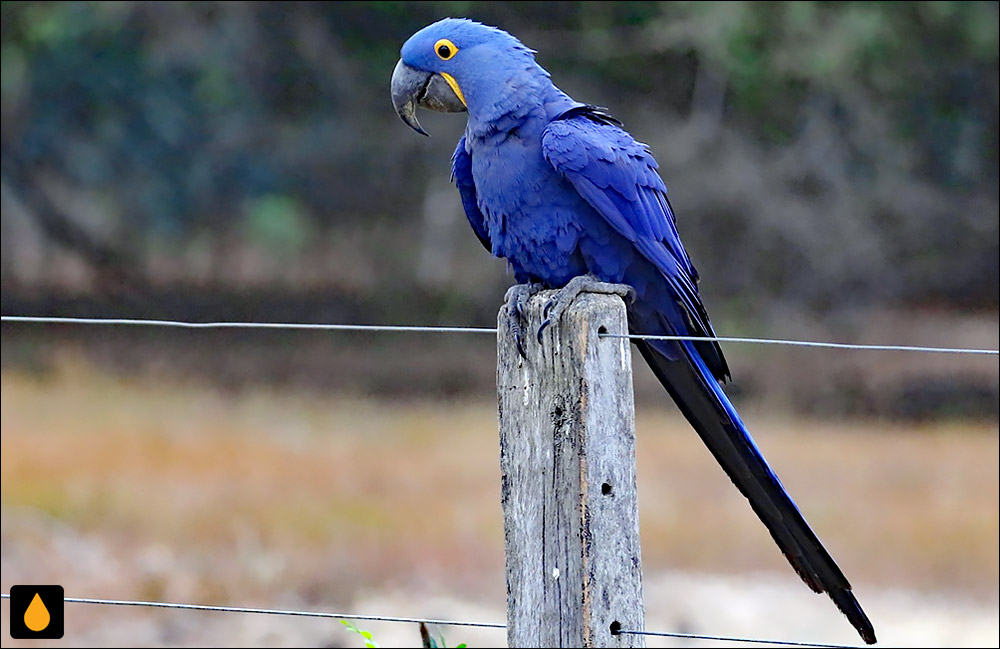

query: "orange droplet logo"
xmin=24 ymin=592 xmax=51 ymax=632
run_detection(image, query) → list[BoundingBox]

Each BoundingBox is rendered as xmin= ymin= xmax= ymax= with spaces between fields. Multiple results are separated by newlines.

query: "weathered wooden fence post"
xmin=498 ymin=290 xmax=645 ymax=648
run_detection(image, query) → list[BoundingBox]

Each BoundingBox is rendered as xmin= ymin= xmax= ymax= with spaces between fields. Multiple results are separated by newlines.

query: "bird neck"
xmin=463 ymin=60 xmax=576 ymax=142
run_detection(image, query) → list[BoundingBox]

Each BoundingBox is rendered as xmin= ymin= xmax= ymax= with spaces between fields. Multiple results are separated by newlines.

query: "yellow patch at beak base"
xmin=438 ymin=73 xmax=467 ymax=108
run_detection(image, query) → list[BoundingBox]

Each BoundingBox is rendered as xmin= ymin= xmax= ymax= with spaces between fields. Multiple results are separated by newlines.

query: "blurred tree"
xmin=0 ymin=1 xmax=996 ymax=315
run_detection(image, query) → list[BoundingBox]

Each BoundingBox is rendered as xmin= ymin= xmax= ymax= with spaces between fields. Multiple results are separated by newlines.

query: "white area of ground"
xmin=352 ymin=572 xmax=999 ymax=648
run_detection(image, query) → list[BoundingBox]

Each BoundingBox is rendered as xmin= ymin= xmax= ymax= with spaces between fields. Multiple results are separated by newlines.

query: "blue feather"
xmin=397 ymin=19 xmax=876 ymax=645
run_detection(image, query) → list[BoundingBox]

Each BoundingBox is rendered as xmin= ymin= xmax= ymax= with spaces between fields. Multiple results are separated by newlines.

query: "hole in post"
xmin=601 ymin=482 xmax=613 ymax=495
xmin=610 ymin=620 xmax=621 ymax=636
xmin=598 ymin=325 xmax=608 ymax=335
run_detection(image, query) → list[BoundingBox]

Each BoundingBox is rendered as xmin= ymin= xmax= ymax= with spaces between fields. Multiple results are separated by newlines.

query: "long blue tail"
xmin=635 ymin=338 xmax=877 ymax=645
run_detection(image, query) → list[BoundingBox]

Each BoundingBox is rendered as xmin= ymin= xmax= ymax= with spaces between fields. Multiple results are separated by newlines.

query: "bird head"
xmin=391 ymin=18 xmax=540 ymax=135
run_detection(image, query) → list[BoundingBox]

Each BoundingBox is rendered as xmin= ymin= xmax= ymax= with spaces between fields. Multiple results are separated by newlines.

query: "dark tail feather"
xmin=636 ymin=339 xmax=877 ymax=645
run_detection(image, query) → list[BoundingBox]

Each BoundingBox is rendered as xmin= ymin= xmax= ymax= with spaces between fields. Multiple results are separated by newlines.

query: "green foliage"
xmin=0 ymin=1 xmax=996 ymax=313
xmin=339 ymin=619 xmax=468 ymax=648
xmin=340 ymin=619 xmax=379 ymax=648
xmin=244 ymin=194 xmax=310 ymax=255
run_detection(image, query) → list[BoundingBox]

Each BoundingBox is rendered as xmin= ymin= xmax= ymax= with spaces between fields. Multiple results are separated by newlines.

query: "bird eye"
xmin=434 ymin=38 xmax=458 ymax=61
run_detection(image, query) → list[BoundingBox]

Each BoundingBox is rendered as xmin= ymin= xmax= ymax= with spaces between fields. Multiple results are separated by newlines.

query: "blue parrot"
xmin=391 ymin=18 xmax=876 ymax=645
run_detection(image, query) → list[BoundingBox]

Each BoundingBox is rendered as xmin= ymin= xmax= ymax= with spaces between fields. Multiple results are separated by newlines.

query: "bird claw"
xmin=516 ymin=331 xmax=528 ymax=359
xmin=536 ymin=317 xmax=552 ymax=343
xmin=504 ymin=283 xmax=544 ymax=359
xmin=535 ymin=275 xmax=635 ymax=343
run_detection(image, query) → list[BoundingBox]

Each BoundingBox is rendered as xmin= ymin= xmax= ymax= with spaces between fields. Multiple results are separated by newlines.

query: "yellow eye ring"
xmin=434 ymin=38 xmax=458 ymax=61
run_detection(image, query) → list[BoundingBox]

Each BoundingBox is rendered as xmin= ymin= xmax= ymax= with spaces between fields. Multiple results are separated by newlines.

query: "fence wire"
xmin=0 ymin=593 xmax=865 ymax=648
xmin=1 ymin=313 xmax=992 ymax=648
xmin=2 ymin=315 xmax=997 ymax=355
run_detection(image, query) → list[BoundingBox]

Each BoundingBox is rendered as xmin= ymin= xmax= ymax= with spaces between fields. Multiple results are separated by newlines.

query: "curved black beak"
xmin=391 ymin=60 xmax=467 ymax=136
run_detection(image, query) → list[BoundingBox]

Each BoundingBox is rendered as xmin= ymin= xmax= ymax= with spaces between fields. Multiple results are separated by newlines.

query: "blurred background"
xmin=1 ymin=2 xmax=997 ymax=647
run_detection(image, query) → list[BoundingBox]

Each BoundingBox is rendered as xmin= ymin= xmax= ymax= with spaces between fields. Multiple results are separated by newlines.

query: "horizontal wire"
xmin=2 ymin=315 xmax=997 ymax=356
xmin=0 ymin=593 xmax=862 ymax=647
xmin=602 ymin=332 xmax=999 ymax=355
xmin=0 ymin=593 xmax=504 ymax=629
xmin=618 ymin=628 xmax=862 ymax=648
xmin=1 ymin=312 xmax=981 ymax=648
xmin=0 ymin=316 xmax=496 ymax=335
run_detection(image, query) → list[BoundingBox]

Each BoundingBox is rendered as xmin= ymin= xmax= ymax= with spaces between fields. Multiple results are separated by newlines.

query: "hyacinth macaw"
xmin=391 ymin=18 xmax=876 ymax=645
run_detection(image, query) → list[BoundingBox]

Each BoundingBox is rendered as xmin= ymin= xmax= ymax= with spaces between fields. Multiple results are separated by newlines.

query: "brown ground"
xmin=1 ymin=363 xmax=997 ymax=646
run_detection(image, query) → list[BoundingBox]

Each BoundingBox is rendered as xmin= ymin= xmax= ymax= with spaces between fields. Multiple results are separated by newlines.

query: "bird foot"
xmin=504 ymin=282 xmax=545 ymax=358
xmin=537 ymin=275 xmax=635 ymax=342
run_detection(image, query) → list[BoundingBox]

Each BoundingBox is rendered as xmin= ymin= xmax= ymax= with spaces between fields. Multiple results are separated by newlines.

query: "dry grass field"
xmin=1 ymin=361 xmax=997 ymax=647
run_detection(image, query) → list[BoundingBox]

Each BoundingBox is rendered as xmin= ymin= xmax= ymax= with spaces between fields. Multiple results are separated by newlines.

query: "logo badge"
xmin=9 ymin=585 xmax=64 ymax=639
